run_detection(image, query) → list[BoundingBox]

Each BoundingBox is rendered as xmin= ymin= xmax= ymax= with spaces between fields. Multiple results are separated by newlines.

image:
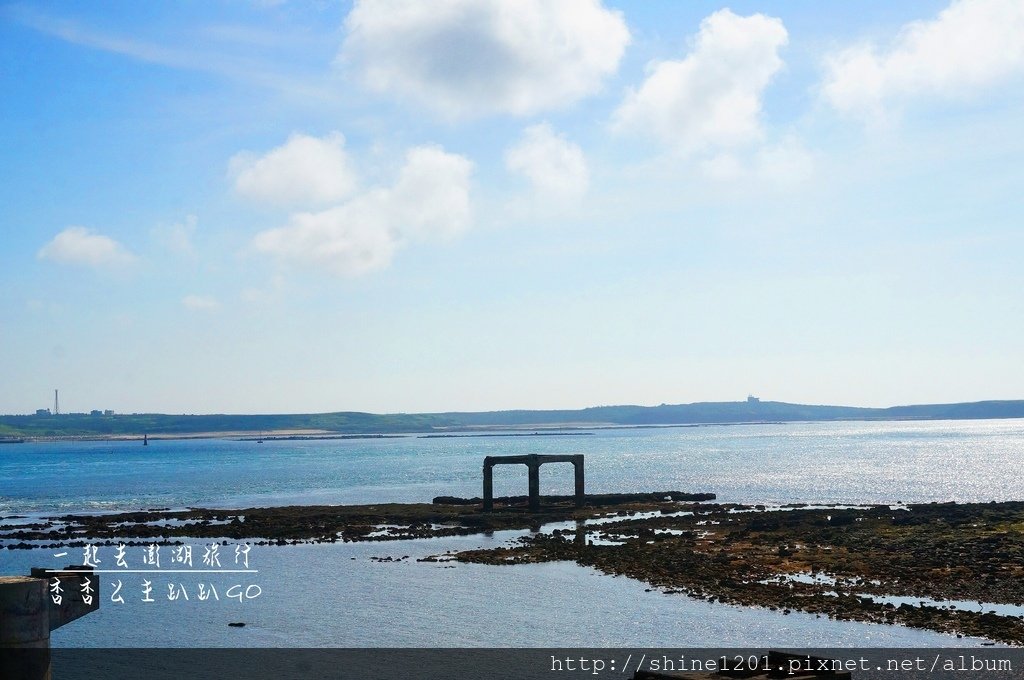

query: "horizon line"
xmin=4 ymin=396 xmax=1024 ymax=419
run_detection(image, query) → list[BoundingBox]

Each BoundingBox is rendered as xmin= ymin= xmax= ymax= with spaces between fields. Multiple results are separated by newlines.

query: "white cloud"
xmin=339 ymin=0 xmax=629 ymax=118
xmin=38 ymin=227 xmax=136 ymax=268
xmin=385 ymin=146 xmax=475 ymax=241
xmin=700 ymin=137 xmax=814 ymax=187
xmin=754 ymin=137 xmax=815 ymax=186
xmin=253 ymin=204 xmax=398 ymax=277
xmin=152 ymin=214 xmax=197 ymax=257
xmin=822 ymin=0 xmax=1024 ymax=119
xmin=613 ymin=9 xmax=788 ymax=154
xmin=241 ymin=274 xmax=287 ymax=305
xmin=181 ymin=294 xmax=220 ymax=312
xmin=230 ymin=132 xmax=357 ymax=207
xmin=700 ymin=153 xmax=744 ymax=182
xmin=252 ymin=145 xmax=473 ymax=277
xmin=504 ymin=123 xmax=589 ymax=202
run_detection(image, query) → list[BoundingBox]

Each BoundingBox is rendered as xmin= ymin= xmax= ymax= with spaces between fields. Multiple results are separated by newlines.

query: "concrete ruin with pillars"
xmin=482 ymin=454 xmax=585 ymax=511
xmin=0 ymin=566 xmax=98 ymax=679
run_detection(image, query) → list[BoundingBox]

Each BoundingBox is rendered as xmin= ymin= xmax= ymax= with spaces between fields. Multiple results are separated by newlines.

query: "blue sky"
xmin=2 ymin=0 xmax=1022 ymax=415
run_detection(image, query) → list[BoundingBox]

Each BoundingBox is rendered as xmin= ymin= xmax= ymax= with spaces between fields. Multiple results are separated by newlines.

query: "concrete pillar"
xmin=0 ymin=576 xmax=51 ymax=680
xmin=528 ymin=462 xmax=540 ymax=512
xmin=0 ymin=577 xmax=49 ymax=648
xmin=574 ymin=460 xmax=585 ymax=508
xmin=482 ymin=462 xmax=493 ymax=511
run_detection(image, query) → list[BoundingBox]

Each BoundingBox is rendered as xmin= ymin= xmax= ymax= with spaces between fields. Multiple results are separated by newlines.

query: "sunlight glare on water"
xmin=2 ymin=419 xmax=1023 ymax=514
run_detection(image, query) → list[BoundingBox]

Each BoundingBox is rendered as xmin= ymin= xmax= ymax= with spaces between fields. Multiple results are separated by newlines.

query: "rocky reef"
xmin=4 ymin=495 xmax=1023 ymax=644
xmin=455 ymin=501 xmax=1024 ymax=645
xmin=0 ymin=492 xmax=711 ymax=546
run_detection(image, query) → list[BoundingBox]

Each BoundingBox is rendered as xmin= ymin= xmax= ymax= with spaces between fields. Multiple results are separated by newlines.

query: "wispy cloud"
xmin=6 ymin=5 xmax=338 ymax=103
xmin=181 ymin=294 xmax=221 ymax=312
xmin=197 ymin=22 xmax=295 ymax=48
xmin=151 ymin=215 xmax=198 ymax=258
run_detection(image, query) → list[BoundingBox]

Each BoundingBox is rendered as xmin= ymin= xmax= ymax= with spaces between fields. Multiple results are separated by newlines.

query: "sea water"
xmin=4 ymin=419 xmax=1024 ymax=514
xmin=1 ymin=419 xmax=1022 ymax=647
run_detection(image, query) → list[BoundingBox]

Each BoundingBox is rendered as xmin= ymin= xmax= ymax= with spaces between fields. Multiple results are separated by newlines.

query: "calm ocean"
xmin=2 ymin=419 xmax=1022 ymax=647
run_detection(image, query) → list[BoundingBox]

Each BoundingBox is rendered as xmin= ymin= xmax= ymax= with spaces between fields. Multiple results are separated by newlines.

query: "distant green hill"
xmin=2 ymin=399 xmax=1023 ymax=438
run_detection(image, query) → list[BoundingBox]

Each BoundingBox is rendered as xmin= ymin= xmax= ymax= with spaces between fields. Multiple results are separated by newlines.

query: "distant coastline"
xmin=1 ymin=398 xmax=1023 ymax=441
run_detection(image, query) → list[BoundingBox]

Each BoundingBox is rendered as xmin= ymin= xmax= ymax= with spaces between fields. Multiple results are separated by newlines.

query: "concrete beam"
xmin=28 ymin=567 xmax=98 ymax=633
xmin=481 ymin=454 xmax=585 ymax=512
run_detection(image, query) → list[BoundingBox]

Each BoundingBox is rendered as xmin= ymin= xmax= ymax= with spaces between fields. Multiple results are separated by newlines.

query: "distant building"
xmin=36 ymin=408 xmax=51 ymax=416
xmin=747 ymin=395 xmax=760 ymax=404
xmin=104 ymin=409 xmax=115 ymax=416
xmin=90 ymin=410 xmax=102 ymax=416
